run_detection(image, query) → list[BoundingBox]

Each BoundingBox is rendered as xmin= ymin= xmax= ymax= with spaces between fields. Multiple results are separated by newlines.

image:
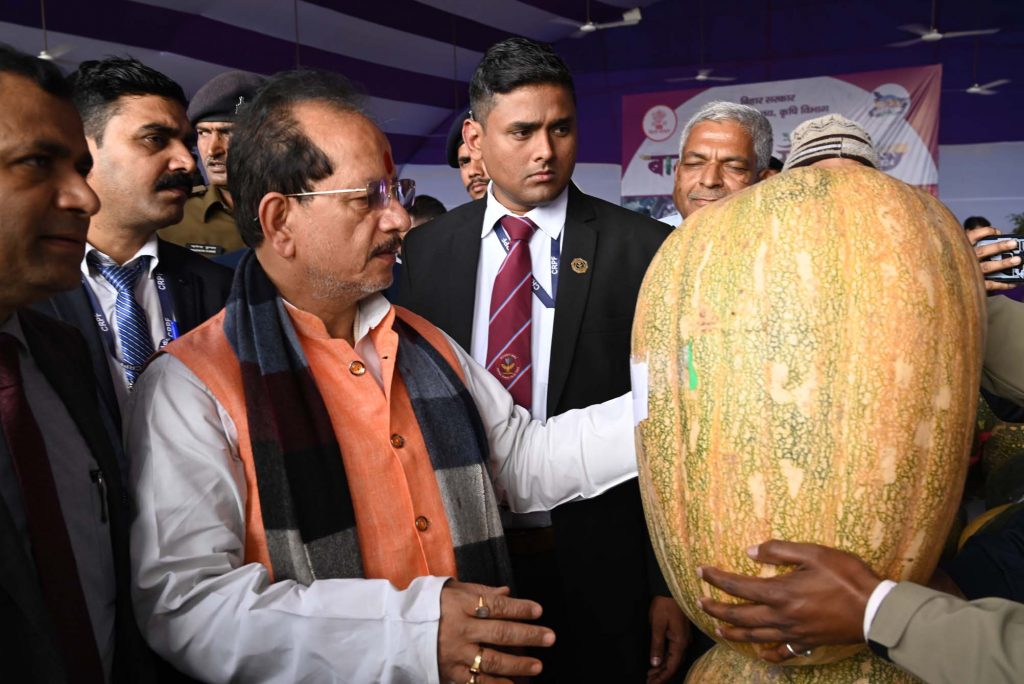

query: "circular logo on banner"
xmin=643 ymin=105 xmax=677 ymax=142
xmin=497 ymin=353 xmax=520 ymax=379
xmin=868 ymin=84 xmax=910 ymax=119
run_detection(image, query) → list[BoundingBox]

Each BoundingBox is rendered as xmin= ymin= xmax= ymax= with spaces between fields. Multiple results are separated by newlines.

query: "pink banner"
xmin=621 ymin=65 xmax=941 ymax=218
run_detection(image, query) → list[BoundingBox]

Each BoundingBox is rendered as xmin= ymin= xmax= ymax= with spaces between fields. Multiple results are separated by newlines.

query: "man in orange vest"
xmin=126 ymin=69 xmax=639 ymax=683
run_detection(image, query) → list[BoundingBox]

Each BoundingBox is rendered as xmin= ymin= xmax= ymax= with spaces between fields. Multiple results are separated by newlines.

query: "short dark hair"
xmin=964 ymin=216 xmax=991 ymax=230
xmin=68 ymin=57 xmax=186 ymax=145
xmin=0 ymin=42 xmax=70 ymax=99
xmin=408 ymin=195 xmax=446 ymax=224
xmin=227 ymin=69 xmax=363 ymax=248
xmin=469 ymin=37 xmax=575 ymax=124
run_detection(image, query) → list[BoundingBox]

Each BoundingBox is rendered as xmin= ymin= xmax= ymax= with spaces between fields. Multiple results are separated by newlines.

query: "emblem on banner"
xmin=869 ymin=85 xmax=910 ymax=118
xmin=642 ymin=105 xmax=677 ymax=142
xmin=570 ymin=258 xmax=589 ymax=274
xmin=878 ymin=143 xmax=908 ymax=172
xmin=497 ymin=353 xmax=520 ymax=379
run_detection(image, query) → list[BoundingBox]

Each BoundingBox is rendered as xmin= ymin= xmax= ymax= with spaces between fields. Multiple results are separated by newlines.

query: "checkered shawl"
xmin=223 ymin=251 xmax=511 ymax=587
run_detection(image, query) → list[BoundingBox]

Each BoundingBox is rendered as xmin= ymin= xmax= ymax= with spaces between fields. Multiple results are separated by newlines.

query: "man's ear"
xmin=463 ymin=118 xmax=484 ymax=161
xmin=258 ymin=193 xmax=296 ymax=259
xmin=757 ymin=167 xmax=776 ymax=181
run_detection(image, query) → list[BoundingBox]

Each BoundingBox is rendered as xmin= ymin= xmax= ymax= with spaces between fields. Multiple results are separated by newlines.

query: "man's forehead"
xmin=0 ymin=74 xmax=86 ymax=155
xmin=486 ymin=83 xmax=576 ymax=121
xmin=684 ymin=120 xmax=754 ymax=154
xmin=196 ymin=120 xmax=234 ymax=130
xmin=293 ymin=102 xmax=386 ymax=158
xmin=107 ymin=94 xmax=188 ymax=131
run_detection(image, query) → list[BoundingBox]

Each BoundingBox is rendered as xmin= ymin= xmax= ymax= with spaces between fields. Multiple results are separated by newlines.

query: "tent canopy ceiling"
xmin=1 ymin=0 xmax=1020 ymax=164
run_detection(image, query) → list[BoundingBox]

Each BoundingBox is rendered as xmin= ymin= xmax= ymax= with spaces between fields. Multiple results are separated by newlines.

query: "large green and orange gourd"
xmin=632 ymin=166 xmax=986 ymax=682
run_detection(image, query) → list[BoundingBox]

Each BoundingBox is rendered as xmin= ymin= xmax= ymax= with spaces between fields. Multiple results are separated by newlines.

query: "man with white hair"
xmin=662 ymin=100 xmax=773 ymax=225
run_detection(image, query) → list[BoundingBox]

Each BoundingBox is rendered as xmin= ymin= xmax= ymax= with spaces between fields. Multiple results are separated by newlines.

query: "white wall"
xmin=938 ymin=142 xmax=1024 ymax=232
xmin=405 ymin=145 xmax=1024 ymax=230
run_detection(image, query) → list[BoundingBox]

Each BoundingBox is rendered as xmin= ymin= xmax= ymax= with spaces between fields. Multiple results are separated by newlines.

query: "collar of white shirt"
xmin=481 ymin=183 xmax=569 ymax=243
xmin=81 ymin=233 xmax=161 ymax=278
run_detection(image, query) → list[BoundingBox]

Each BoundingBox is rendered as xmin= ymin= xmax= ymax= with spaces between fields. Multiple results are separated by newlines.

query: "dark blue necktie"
xmin=91 ymin=254 xmax=154 ymax=386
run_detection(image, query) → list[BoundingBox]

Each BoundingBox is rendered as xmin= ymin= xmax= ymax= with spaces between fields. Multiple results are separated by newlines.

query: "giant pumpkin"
xmin=632 ymin=166 xmax=985 ymax=682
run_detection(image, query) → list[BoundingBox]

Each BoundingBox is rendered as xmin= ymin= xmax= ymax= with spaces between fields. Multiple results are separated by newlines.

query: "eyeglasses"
xmin=284 ymin=178 xmax=416 ymax=210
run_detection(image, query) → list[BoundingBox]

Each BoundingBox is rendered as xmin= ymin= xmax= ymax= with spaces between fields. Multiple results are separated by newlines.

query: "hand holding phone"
xmin=967 ymin=226 xmax=1022 ymax=290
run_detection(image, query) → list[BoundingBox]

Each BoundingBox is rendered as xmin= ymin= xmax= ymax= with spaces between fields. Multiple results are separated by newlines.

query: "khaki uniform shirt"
xmin=160 ymin=185 xmax=245 ymax=256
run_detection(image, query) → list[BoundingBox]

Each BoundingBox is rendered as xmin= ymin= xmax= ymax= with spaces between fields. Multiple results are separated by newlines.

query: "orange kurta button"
xmin=348 ymin=360 xmax=366 ymax=376
xmin=390 ymin=433 xmax=405 ymax=448
xmin=414 ymin=516 xmax=430 ymax=532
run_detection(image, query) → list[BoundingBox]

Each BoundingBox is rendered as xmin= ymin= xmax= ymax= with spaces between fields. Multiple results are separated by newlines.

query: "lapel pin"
xmin=570 ymin=257 xmax=589 ymax=274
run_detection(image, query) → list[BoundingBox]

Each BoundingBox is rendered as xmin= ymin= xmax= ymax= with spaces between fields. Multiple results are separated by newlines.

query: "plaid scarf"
xmin=223 ymin=252 xmax=511 ymax=587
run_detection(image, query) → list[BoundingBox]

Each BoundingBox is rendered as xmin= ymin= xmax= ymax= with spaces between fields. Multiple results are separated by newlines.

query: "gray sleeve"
xmin=868 ymin=581 xmax=1024 ymax=684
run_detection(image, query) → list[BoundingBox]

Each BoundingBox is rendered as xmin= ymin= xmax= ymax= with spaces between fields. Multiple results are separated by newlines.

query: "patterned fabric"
xmin=90 ymin=254 xmax=154 ymax=386
xmin=222 ymin=251 xmax=510 ymax=586
xmin=487 ymin=215 xmax=536 ymax=409
xmin=782 ymin=113 xmax=879 ymax=171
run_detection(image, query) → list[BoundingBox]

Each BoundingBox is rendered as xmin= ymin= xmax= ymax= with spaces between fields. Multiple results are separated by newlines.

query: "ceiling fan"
xmin=943 ymin=41 xmax=1010 ymax=96
xmin=667 ymin=67 xmax=735 ymax=84
xmin=576 ymin=7 xmax=642 ymax=35
xmin=35 ymin=0 xmax=74 ymax=64
xmin=889 ymin=0 xmax=998 ymax=47
xmin=960 ymin=79 xmax=1011 ymax=95
xmin=666 ymin=0 xmax=735 ymax=83
xmin=553 ymin=3 xmax=642 ymax=39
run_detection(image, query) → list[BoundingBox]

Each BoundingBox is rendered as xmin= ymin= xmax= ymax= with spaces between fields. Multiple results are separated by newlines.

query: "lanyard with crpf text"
xmin=493 ymin=226 xmax=560 ymax=309
xmin=82 ymin=270 xmax=180 ymax=364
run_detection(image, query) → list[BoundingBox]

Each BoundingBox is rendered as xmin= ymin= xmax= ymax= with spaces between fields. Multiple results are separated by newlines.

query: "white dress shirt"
xmin=81 ymin=235 xmax=168 ymax=410
xmin=471 ymin=184 xmax=568 ymax=422
xmin=0 ymin=314 xmax=117 ymax=680
xmin=473 ymin=186 xmax=569 ymax=528
xmin=126 ymin=293 xmax=637 ymax=683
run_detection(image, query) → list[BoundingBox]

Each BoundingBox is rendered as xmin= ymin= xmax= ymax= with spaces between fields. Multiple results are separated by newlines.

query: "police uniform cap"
xmin=445 ymin=109 xmax=473 ymax=168
xmin=188 ymin=70 xmax=267 ymax=125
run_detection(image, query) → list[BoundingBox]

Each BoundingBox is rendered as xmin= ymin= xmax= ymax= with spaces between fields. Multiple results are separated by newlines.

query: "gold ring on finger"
xmin=474 ymin=595 xmax=490 ymax=619
xmin=469 ymin=647 xmax=484 ymax=674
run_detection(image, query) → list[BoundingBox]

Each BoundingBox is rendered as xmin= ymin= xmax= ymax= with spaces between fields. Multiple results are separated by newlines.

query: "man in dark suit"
xmin=399 ymin=38 xmax=685 ymax=682
xmin=0 ymin=44 xmax=152 ymax=682
xmin=34 ymin=58 xmax=231 ymax=432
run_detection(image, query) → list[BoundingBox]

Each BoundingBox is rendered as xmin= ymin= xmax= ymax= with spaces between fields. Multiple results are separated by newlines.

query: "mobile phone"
xmin=976 ymin=235 xmax=1024 ymax=283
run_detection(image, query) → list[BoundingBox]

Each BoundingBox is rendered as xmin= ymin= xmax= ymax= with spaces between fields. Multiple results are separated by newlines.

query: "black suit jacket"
xmin=1 ymin=309 xmax=153 ymax=682
xmin=399 ymin=184 xmax=672 ymax=659
xmin=33 ymin=239 xmax=232 ymax=435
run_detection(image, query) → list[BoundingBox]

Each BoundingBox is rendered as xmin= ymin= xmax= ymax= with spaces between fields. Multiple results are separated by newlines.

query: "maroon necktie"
xmin=0 ymin=333 xmax=104 ymax=682
xmin=487 ymin=216 xmax=537 ymax=409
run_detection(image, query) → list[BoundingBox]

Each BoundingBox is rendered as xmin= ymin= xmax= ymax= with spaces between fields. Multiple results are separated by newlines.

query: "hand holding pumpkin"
xmin=967 ymin=225 xmax=1020 ymax=292
xmin=696 ymin=540 xmax=882 ymax=663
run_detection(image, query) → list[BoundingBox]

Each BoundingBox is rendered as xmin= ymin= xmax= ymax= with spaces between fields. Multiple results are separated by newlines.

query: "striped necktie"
xmin=487 ymin=215 xmax=537 ymax=409
xmin=91 ymin=254 xmax=154 ymax=387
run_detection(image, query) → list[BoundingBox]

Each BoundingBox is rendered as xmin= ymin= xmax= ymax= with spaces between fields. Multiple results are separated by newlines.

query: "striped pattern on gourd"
xmin=632 ymin=166 xmax=985 ymax=670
